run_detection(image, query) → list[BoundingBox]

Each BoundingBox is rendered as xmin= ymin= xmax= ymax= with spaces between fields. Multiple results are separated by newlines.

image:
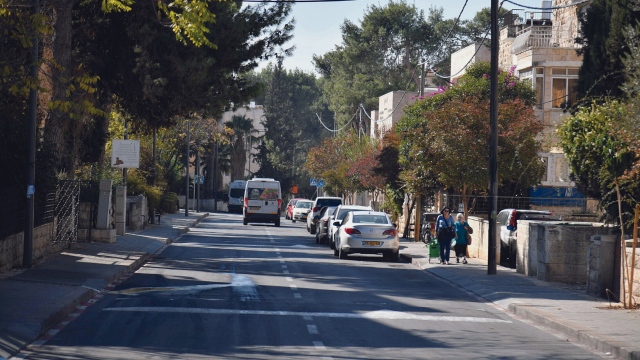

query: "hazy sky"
xmin=254 ymin=0 xmax=542 ymax=74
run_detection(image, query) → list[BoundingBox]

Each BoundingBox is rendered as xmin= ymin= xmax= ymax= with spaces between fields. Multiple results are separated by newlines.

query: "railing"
xmin=439 ymin=195 xmax=598 ymax=217
xmin=503 ymin=9 xmax=553 ymax=27
xmin=510 ymin=26 xmax=582 ymax=54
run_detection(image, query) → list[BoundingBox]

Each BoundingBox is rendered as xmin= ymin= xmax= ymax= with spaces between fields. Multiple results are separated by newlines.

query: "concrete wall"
xmin=377 ymin=91 xmax=418 ymax=135
xmin=516 ymin=221 xmax=606 ymax=283
xmin=450 ymin=44 xmax=491 ymax=82
xmin=127 ymin=196 xmax=148 ymax=231
xmin=587 ymin=235 xmax=617 ymax=298
xmin=467 ymin=216 xmax=500 ymax=264
xmin=0 ymin=222 xmax=64 ymax=272
xmin=178 ymin=196 xmax=227 ymax=212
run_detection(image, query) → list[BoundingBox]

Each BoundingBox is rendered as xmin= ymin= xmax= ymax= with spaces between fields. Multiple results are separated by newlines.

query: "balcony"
xmin=510 ymin=26 xmax=582 ymax=54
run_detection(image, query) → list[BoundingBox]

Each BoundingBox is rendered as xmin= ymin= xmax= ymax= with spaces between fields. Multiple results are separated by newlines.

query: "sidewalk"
xmin=399 ymin=238 xmax=640 ymax=360
xmin=0 ymin=210 xmax=209 ymax=359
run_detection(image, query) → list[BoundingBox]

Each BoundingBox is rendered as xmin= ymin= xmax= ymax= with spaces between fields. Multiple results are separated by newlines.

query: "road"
xmin=19 ymin=213 xmax=605 ymax=360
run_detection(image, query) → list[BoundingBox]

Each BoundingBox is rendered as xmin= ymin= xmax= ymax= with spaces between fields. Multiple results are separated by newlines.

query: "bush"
xmin=126 ymin=170 xmax=162 ymax=210
xmin=160 ymin=192 xmax=178 ymax=214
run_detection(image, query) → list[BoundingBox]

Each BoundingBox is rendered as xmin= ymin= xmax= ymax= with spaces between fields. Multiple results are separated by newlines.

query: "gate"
xmin=53 ymin=180 xmax=81 ymax=243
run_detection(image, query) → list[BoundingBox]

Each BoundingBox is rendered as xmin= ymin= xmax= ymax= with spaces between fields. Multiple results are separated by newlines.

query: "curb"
xmin=400 ymin=252 xmax=640 ymax=360
xmin=6 ymin=212 xmax=210 ymax=359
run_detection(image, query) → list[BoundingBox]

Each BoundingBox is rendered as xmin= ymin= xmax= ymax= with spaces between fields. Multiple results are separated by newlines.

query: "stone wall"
xmin=0 ymin=222 xmax=65 ymax=272
xmin=529 ymin=222 xmax=606 ymax=283
xmin=127 ymin=196 xmax=148 ymax=230
xmin=467 ymin=216 xmax=500 ymax=264
xmin=178 ymin=196 xmax=227 ymax=212
xmin=587 ymin=235 xmax=617 ymax=298
xmin=624 ymin=242 xmax=640 ymax=305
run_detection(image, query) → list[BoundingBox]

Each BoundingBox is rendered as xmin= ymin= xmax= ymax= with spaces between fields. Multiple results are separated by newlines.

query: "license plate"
xmin=363 ymin=241 xmax=381 ymax=246
xmin=250 ymin=206 xmax=261 ymax=210
xmin=302 ymin=215 xmax=307 ymax=219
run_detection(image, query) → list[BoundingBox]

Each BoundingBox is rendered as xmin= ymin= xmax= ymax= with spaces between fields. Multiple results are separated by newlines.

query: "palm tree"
xmin=225 ymin=115 xmax=259 ymax=181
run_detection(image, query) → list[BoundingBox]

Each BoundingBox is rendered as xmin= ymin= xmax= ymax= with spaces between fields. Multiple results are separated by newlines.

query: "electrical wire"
xmin=503 ymin=0 xmax=589 ymax=10
xmin=315 ymin=110 xmax=358 ymax=132
xmin=424 ymin=0 xmax=469 ymax=67
xmin=430 ymin=1 xmax=504 ymax=79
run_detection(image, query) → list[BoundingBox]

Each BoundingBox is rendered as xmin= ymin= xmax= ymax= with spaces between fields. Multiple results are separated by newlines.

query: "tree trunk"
xmin=462 ymin=185 xmax=468 ymax=220
xmin=204 ymin=139 xmax=215 ymax=198
xmin=231 ymin=135 xmax=246 ymax=181
xmin=42 ymin=0 xmax=76 ymax=175
xmin=402 ymin=195 xmax=417 ymax=239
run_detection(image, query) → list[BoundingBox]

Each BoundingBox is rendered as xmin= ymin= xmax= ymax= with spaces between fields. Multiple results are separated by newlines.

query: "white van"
xmin=228 ymin=180 xmax=247 ymax=213
xmin=243 ymin=178 xmax=282 ymax=226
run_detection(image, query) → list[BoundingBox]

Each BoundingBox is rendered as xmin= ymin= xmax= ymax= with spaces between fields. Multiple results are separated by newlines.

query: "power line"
xmin=430 ymin=1 xmax=504 ymax=79
xmin=242 ymin=0 xmax=356 ymax=2
xmin=315 ymin=110 xmax=358 ymax=132
xmin=424 ymin=0 xmax=469 ymax=66
xmin=503 ymin=0 xmax=589 ymax=10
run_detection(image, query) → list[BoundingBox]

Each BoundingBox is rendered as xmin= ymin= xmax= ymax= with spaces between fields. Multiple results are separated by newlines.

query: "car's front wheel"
xmin=243 ymin=218 xmax=248 ymax=226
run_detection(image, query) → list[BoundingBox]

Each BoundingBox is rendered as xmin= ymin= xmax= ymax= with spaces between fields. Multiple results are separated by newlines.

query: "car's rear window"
xmin=247 ymin=188 xmax=278 ymax=200
xmin=296 ymin=202 xmax=313 ymax=209
xmin=326 ymin=207 xmax=337 ymax=216
xmin=353 ymin=215 xmax=389 ymax=224
xmin=316 ymin=199 xmax=342 ymax=208
xmin=230 ymin=188 xmax=244 ymax=198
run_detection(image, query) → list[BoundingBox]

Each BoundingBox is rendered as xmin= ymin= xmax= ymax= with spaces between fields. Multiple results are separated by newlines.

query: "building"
xmin=498 ymin=0 xmax=588 ymax=189
xmin=450 ymin=43 xmax=491 ymax=83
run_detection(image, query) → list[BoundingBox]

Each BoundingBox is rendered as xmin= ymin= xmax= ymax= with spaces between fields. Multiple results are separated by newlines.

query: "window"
xmin=552 ymin=69 xmax=579 ymax=108
xmin=540 ymin=156 xmax=548 ymax=182
xmin=535 ymin=74 xmax=544 ymax=109
xmin=520 ymin=68 xmax=544 ymax=109
xmin=555 ymin=156 xmax=570 ymax=183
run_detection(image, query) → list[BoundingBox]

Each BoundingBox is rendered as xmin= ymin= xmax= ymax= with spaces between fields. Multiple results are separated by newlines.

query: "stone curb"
xmin=5 ymin=212 xmax=209 ymax=359
xmin=399 ymin=252 xmax=640 ymax=360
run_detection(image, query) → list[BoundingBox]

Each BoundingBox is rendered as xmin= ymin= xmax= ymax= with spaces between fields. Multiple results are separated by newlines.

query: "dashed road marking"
xmin=283 ymin=270 xmax=290 ymax=274
xmin=313 ymin=341 xmax=326 ymax=350
xmin=279 ymin=260 xmax=285 ymax=264
xmin=282 ymin=265 xmax=287 ymax=269
xmin=290 ymin=284 xmax=298 ymax=290
xmin=303 ymin=315 xmax=313 ymax=321
xmin=286 ymin=277 xmax=294 ymax=281
xmin=307 ymin=324 xmax=318 ymax=334
xmin=294 ymin=293 xmax=302 ymax=298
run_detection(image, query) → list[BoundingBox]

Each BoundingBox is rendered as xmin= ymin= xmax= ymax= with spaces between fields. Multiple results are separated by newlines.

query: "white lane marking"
xmin=275 ymin=248 xmax=281 ymax=252
xmin=294 ymin=293 xmax=302 ymax=298
xmin=286 ymin=277 xmax=294 ymax=281
xmin=283 ymin=270 xmax=290 ymax=274
xmin=230 ymin=274 xmax=259 ymax=302
xmin=289 ymin=284 xmax=298 ymax=290
xmin=282 ymin=265 xmax=288 ymax=269
xmin=322 ymin=357 xmax=333 ymax=360
xmin=303 ymin=315 xmax=313 ymax=321
xmin=292 ymin=245 xmax=312 ymax=248
xmin=279 ymin=260 xmax=285 ymax=264
xmin=103 ymin=307 xmax=512 ymax=323
xmin=46 ymin=329 xmax=60 ymax=336
xmin=307 ymin=324 xmax=319 ymax=334
xmin=276 ymin=252 xmax=281 ymax=255
xmin=277 ymin=256 xmax=283 ymax=259
xmin=313 ymin=341 xmax=326 ymax=349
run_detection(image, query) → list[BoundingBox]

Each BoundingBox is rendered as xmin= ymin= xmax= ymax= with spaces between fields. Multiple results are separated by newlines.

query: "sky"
xmin=253 ymin=0 xmax=541 ymax=74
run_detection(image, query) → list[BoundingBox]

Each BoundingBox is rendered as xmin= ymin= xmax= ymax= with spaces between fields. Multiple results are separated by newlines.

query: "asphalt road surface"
xmin=19 ymin=213 xmax=606 ymax=360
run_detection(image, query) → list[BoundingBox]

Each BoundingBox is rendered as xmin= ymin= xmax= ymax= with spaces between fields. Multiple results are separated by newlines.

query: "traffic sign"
xmin=317 ymin=179 xmax=325 ymax=187
xmin=310 ymin=179 xmax=317 ymax=186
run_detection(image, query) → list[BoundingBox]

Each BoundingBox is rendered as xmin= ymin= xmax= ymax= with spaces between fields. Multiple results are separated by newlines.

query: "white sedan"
xmin=333 ymin=211 xmax=399 ymax=261
xmin=328 ymin=205 xmax=372 ymax=249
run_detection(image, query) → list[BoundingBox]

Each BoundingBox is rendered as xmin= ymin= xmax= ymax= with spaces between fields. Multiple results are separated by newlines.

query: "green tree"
xmin=225 ymin=115 xmax=258 ymax=181
xmin=576 ymin=0 xmax=640 ymax=98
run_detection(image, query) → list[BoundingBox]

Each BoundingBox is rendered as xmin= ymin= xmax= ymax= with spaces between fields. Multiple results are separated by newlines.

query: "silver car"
xmin=333 ymin=211 xmax=399 ymax=261
xmin=328 ymin=205 xmax=373 ymax=250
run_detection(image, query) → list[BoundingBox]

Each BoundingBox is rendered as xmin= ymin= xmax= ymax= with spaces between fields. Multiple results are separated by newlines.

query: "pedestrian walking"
xmin=435 ymin=206 xmax=455 ymax=265
xmin=454 ymin=213 xmax=471 ymax=264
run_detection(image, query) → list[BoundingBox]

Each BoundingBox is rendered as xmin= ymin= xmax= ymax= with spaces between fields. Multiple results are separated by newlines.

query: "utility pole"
xmin=23 ymin=0 xmax=39 ymax=268
xmin=123 ymin=118 xmax=128 ymax=186
xmin=196 ymin=149 xmax=200 ymax=212
xmin=488 ymin=0 xmax=499 ymax=275
xmin=185 ymin=120 xmax=190 ymax=217
xmin=214 ymin=141 xmax=219 ymax=211
xmin=420 ymin=61 xmax=426 ymax=97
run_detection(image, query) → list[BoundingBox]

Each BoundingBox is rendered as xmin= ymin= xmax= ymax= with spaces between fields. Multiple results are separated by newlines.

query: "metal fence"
xmin=440 ymin=194 xmax=598 ymax=216
xmin=511 ymin=26 xmax=582 ymax=54
xmin=52 ymin=180 xmax=81 ymax=243
xmin=0 ymin=186 xmax=55 ymax=240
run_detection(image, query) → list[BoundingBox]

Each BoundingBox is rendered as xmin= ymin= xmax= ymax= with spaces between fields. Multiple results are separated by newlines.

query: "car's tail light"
xmin=313 ymin=206 xmax=320 ymax=212
xmin=383 ymin=229 xmax=397 ymax=236
xmin=549 ymin=212 xmax=553 ymax=216
xmin=278 ymin=199 xmax=281 ymax=207
xmin=344 ymin=228 xmax=361 ymax=235
xmin=244 ymin=198 xmax=248 ymax=208
xmin=509 ymin=210 xmax=517 ymax=228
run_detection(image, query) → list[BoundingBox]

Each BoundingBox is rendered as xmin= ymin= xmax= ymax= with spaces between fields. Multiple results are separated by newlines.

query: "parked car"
xmin=292 ymin=200 xmax=313 ymax=223
xmin=315 ymin=206 xmax=338 ymax=244
xmin=334 ymin=211 xmax=399 ymax=261
xmin=497 ymin=209 xmax=561 ymax=268
xmin=328 ymin=205 xmax=373 ymax=250
xmin=285 ymin=198 xmax=307 ymax=220
xmin=243 ymin=178 xmax=282 ymax=227
xmin=307 ymin=197 xmax=342 ymax=234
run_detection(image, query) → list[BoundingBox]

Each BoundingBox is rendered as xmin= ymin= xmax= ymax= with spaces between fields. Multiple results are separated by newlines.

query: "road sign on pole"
xmin=310 ymin=179 xmax=317 ymax=186
xmin=317 ymin=180 xmax=325 ymax=187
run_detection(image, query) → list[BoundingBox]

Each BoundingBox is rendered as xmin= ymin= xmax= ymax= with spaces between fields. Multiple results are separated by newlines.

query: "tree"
xmin=397 ymin=62 xmax=542 ymax=218
xmin=225 ymin=115 xmax=258 ymax=181
xmin=557 ymin=100 xmax=639 ymax=230
xmin=576 ymin=0 xmax=640 ymax=98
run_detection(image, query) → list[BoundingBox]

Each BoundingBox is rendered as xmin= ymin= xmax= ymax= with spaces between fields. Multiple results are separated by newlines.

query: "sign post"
xmin=111 ymin=140 xmax=141 ymax=169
